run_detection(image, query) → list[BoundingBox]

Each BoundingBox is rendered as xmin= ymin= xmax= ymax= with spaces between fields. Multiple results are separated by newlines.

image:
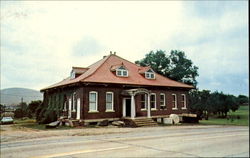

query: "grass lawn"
xmin=13 ymin=118 xmax=73 ymax=130
xmin=200 ymin=106 xmax=249 ymax=126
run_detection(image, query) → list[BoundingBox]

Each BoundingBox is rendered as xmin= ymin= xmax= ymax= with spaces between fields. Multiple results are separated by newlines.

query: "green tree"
xmin=135 ymin=50 xmax=170 ymax=76
xmin=168 ymin=50 xmax=199 ymax=86
xmin=27 ymin=100 xmax=42 ymax=118
xmin=237 ymin=95 xmax=249 ymax=105
xmin=0 ymin=104 xmax=6 ymax=114
xmin=135 ymin=50 xmax=199 ymax=86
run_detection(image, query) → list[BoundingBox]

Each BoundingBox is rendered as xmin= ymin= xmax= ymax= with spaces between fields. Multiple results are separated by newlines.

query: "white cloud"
xmin=0 ymin=1 xmax=248 ymax=95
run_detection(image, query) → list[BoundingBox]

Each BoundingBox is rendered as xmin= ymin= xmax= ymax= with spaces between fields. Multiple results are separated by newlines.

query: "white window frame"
xmin=141 ymin=94 xmax=147 ymax=111
xmin=172 ymin=94 xmax=178 ymax=110
xmin=150 ymin=93 xmax=157 ymax=110
xmin=89 ymin=91 xmax=98 ymax=112
xmin=181 ymin=94 xmax=187 ymax=109
xmin=145 ymin=69 xmax=155 ymax=79
xmin=160 ymin=93 xmax=166 ymax=107
xmin=116 ymin=66 xmax=128 ymax=77
xmin=106 ymin=92 xmax=114 ymax=112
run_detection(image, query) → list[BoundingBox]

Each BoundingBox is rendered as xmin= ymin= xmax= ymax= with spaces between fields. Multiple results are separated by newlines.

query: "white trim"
xmin=68 ymin=98 xmax=72 ymax=118
xmin=145 ymin=72 xmax=155 ymax=79
xmin=89 ymin=91 xmax=98 ymax=112
xmin=150 ymin=93 xmax=157 ymax=110
xmin=181 ymin=94 xmax=187 ymax=109
xmin=160 ymin=93 xmax=166 ymax=107
xmin=106 ymin=92 xmax=114 ymax=112
xmin=172 ymin=93 xmax=177 ymax=110
xmin=116 ymin=66 xmax=128 ymax=77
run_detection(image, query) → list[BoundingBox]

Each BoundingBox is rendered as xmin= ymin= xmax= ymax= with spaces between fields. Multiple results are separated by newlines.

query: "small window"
xmin=141 ymin=94 xmax=147 ymax=110
xmin=70 ymin=71 xmax=75 ymax=79
xmin=172 ymin=94 xmax=177 ymax=110
xmin=106 ymin=92 xmax=114 ymax=111
xmin=116 ymin=66 xmax=128 ymax=77
xmin=181 ymin=94 xmax=187 ymax=109
xmin=89 ymin=91 xmax=98 ymax=112
xmin=150 ymin=93 xmax=156 ymax=110
xmin=145 ymin=69 xmax=155 ymax=79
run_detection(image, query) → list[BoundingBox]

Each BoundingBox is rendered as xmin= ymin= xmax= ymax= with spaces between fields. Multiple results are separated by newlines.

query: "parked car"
xmin=0 ymin=117 xmax=14 ymax=124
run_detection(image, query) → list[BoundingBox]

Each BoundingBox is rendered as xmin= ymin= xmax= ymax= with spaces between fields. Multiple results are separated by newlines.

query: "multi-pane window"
xmin=172 ymin=94 xmax=177 ymax=109
xmin=160 ymin=93 xmax=166 ymax=109
xmin=116 ymin=66 xmax=128 ymax=77
xmin=145 ymin=69 xmax=155 ymax=79
xmin=106 ymin=92 xmax=114 ymax=111
xmin=141 ymin=94 xmax=147 ymax=110
xmin=89 ymin=91 xmax=98 ymax=112
xmin=181 ymin=94 xmax=187 ymax=109
xmin=150 ymin=93 xmax=156 ymax=109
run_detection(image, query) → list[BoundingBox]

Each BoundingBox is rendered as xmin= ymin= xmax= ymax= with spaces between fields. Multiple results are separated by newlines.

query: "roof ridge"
xmin=79 ymin=55 xmax=111 ymax=81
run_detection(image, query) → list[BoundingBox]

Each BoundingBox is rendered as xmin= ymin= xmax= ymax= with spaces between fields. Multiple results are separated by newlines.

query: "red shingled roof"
xmin=41 ymin=54 xmax=194 ymax=91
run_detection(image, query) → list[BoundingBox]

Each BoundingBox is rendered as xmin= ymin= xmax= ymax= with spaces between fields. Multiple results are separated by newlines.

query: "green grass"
xmin=200 ymin=106 xmax=249 ymax=126
xmin=12 ymin=118 xmax=73 ymax=130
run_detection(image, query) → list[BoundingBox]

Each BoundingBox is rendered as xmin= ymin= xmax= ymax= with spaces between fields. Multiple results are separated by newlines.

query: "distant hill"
xmin=0 ymin=88 xmax=43 ymax=106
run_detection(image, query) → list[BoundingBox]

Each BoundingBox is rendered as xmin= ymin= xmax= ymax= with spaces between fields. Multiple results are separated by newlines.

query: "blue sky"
xmin=0 ymin=1 xmax=248 ymax=96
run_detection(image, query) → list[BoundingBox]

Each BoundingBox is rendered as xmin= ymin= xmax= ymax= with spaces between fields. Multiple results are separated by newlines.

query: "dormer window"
xmin=145 ymin=69 xmax=155 ymax=79
xmin=116 ymin=66 xmax=128 ymax=77
xmin=70 ymin=71 xmax=75 ymax=79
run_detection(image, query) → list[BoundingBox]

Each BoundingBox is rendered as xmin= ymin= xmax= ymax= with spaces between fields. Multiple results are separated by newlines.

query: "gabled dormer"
xmin=110 ymin=63 xmax=128 ymax=77
xmin=145 ymin=69 xmax=155 ymax=79
xmin=138 ymin=67 xmax=156 ymax=79
xmin=70 ymin=67 xmax=89 ymax=79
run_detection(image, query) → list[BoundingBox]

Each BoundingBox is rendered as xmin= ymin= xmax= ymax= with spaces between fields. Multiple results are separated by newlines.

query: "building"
xmin=41 ymin=52 xmax=194 ymax=125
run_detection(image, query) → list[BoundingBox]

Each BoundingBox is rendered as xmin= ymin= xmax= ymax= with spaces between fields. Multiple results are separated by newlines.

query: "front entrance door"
xmin=125 ymin=98 xmax=131 ymax=117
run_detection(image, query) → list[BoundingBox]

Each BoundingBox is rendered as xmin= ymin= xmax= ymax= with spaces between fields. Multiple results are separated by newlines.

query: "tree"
xmin=135 ymin=50 xmax=170 ymax=76
xmin=0 ymin=104 xmax=6 ymax=114
xmin=135 ymin=50 xmax=199 ymax=87
xmin=27 ymin=100 xmax=42 ymax=118
xmin=14 ymin=102 xmax=27 ymax=118
xmin=168 ymin=50 xmax=199 ymax=87
xmin=237 ymin=95 xmax=249 ymax=105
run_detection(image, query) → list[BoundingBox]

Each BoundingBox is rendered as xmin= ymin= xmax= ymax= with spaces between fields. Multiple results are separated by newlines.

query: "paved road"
xmin=1 ymin=125 xmax=249 ymax=157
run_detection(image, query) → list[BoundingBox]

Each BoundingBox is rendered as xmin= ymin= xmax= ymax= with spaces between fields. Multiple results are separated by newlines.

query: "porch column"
xmin=147 ymin=93 xmax=151 ymax=118
xmin=131 ymin=94 xmax=136 ymax=119
xmin=122 ymin=98 xmax=126 ymax=117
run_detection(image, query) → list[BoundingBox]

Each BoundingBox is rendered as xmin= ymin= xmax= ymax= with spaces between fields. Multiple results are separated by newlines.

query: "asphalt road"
xmin=1 ymin=125 xmax=249 ymax=157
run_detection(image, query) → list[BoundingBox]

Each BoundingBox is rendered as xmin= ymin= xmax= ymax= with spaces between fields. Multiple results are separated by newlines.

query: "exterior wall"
xmin=135 ymin=89 xmax=189 ymax=117
xmin=43 ymin=84 xmax=191 ymax=120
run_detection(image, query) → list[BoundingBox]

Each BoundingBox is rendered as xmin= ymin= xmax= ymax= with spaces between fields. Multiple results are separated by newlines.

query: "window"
xmin=160 ymin=93 xmax=166 ymax=109
xmin=70 ymin=71 xmax=75 ymax=79
xmin=172 ymin=94 xmax=177 ymax=110
xmin=89 ymin=91 xmax=98 ymax=112
xmin=106 ymin=92 xmax=114 ymax=112
xmin=145 ymin=69 xmax=155 ymax=79
xmin=181 ymin=94 xmax=187 ymax=109
xmin=150 ymin=93 xmax=156 ymax=110
xmin=141 ymin=94 xmax=147 ymax=110
xmin=116 ymin=66 xmax=128 ymax=77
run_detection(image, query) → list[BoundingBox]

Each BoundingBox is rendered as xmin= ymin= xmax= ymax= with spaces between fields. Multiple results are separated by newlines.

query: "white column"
xmin=76 ymin=98 xmax=80 ymax=120
xmin=68 ymin=98 xmax=72 ymax=118
xmin=131 ymin=94 xmax=136 ymax=119
xmin=147 ymin=93 xmax=151 ymax=118
xmin=122 ymin=98 xmax=126 ymax=117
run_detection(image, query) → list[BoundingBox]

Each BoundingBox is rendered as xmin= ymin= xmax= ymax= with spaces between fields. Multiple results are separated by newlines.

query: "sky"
xmin=0 ymin=1 xmax=249 ymax=96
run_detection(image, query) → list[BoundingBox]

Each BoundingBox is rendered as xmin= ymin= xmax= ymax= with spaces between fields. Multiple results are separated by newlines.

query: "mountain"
xmin=0 ymin=88 xmax=43 ymax=106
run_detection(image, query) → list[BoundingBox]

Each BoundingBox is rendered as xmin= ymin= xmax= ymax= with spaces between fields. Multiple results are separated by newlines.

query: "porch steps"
xmin=133 ymin=118 xmax=158 ymax=127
